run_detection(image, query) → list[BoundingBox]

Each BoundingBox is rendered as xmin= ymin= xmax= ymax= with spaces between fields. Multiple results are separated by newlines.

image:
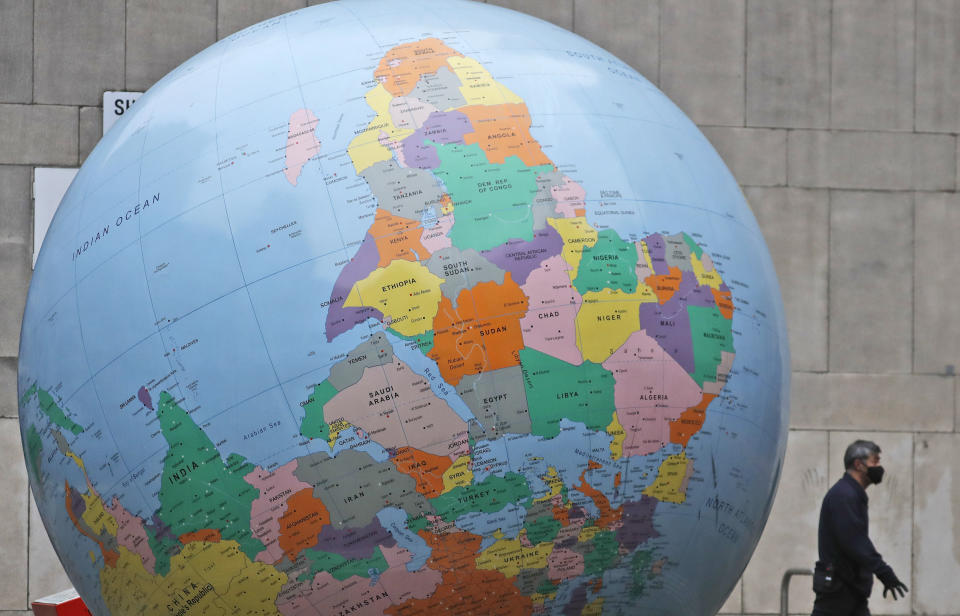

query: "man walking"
xmin=811 ymin=440 xmax=908 ymax=615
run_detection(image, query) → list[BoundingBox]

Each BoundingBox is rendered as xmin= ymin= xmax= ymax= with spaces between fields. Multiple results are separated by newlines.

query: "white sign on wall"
xmin=32 ymin=168 xmax=78 ymax=267
xmin=103 ymin=91 xmax=142 ymax=135
xmin=32 ymin=91 xmax=144 ymax=268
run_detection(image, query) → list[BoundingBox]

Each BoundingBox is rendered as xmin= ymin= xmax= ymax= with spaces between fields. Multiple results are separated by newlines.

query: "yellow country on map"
xmin=344 ymin=260 xmax=444 ymax=337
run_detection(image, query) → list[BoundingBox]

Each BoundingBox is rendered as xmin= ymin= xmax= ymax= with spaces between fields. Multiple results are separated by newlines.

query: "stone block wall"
xmin=0 ymin=1 xmax=957 ymax=614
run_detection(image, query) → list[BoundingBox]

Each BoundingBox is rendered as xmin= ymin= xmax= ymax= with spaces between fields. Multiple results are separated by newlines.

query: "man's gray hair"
xmin=844 ymin=440 xmax=881 ymax=469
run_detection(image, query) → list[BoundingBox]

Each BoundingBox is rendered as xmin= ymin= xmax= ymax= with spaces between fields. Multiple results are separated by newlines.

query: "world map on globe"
xmin=18 ymin=1 xmax=790 ymax=614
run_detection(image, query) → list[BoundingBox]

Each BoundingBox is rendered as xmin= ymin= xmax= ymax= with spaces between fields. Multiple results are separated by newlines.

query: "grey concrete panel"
xmin=126 ymin=0 xmax=216 ymax=92
xmin=0 ymin=357 xmax=16 ymax=418
xmin=701 ymin=127 xmax=786 ymax=187
xmin=791 ymin=373 xmax=954 ymax=431
xmin=661 ymin=0 xmax=745 ymax=126
xmin=487 ymin=0 xmax=574 ymax=30
xmin=27 ymin=496 xmax=72 ymax=605
xmin=0 ymin=418 xmax=27 ymax=610
xmin=0 ymin=242 xmax=30 ymax=357
xmin=573 ymin=0 xmax=659 ymax=83
xmin=0 ymin=0 xmax=33 ymax=104
xmin=745 ymin=0 xmax=830 ymax=129
xmin=0 ymin=166 xmax=31 ymax=245
xmin=915 ymin=193 xmax=960 ymax=375
xmin=741 ymin=430 xmax=827 ymax=613
xmin=787 ymin=130 xmax=956 ymax=191
xmin=829 ymin=191 xmax=912 ymax=373
xmin=828 ymin=431 xmax=912 ymax=615
xmin=79 ymin=106 xmax=101 ymax=165
xmin=34 ymin=0 xmax=124 ymax=106
xmin=745 ymin=187 xmax=827 ymax=372
xmin=913 ymin=433 xmax=960 ymax=614
xmin=217 ymin=0 xmax=307 ymax=39
xmin=830 ymin=0 xmax=914 ymax=131
xmin=0 ymin=105 xmax=78 ymax=166
xmin=917 ymin=1 xmax=960 ymax=132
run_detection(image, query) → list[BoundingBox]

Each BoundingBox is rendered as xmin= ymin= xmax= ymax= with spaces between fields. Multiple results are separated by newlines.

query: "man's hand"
xmin=883 ymin=580 xmax=908 ymax=600
xmin=878 ymin=569 xmax=909 ymax=600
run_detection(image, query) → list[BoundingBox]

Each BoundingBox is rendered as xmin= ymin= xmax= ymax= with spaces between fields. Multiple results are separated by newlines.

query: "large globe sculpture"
xmin=18 ymin=1 xmax=790 ymax=614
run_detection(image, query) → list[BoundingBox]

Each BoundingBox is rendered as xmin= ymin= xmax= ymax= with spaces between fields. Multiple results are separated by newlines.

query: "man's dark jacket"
xmin=817 ymin=473 xmax=894 ymax=597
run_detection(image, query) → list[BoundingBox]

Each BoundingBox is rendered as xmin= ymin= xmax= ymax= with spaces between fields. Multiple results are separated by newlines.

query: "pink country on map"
xmin=634 ymin=242 xmax=655 ymax=280
xmin=284 ymin=108 xmax=321 ymax=186
xmin=420 ymin=214 xmax=454 ymax=252
xmin=276 ymin=569 xmax=392 ymax=616
xmin=548 ymin=547 xmax=585 ymax=581
xmin=321 ymin=359 xmax=470 ymax=458
xmin=106 ymin=498 xmax=156 ymax=575
xmin=244 ymin=459 xmax=314 ymax=564
xmin=518 ymin=254 xmax=584 ymax=366
xmin=550 ymin=175 xmax=588 ymax=218
xmin=378 ymin=130 xmax=407 ymax=167
xmin=376 ymin=544 xmax=443 ymax=603
xmin=388 ymin=97 xmax=440 ymax=131
xmin=603 ymin=329 xmax=704 ymax=456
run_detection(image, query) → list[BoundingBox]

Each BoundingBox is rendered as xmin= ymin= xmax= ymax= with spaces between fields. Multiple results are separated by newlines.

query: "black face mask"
xmin=866 ymin=465 xmax=884 ymax=485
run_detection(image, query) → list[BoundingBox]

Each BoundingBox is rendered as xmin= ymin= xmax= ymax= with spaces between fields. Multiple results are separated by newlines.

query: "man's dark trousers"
xmin=811 ymin=583 xmax=869 ymax=615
